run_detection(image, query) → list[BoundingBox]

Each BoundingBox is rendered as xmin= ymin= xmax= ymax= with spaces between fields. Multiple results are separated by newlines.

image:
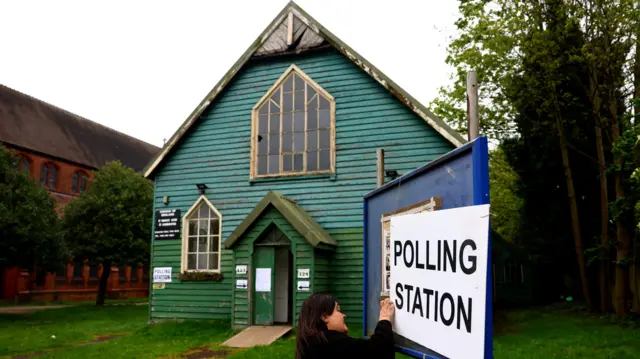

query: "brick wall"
xmin=5 ymin=144 xmax=94 ymax=212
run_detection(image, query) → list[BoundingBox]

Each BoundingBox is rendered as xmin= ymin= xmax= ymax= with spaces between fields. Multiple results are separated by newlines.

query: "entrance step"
xmin=222 ymin=325 xmax=292 ymax=348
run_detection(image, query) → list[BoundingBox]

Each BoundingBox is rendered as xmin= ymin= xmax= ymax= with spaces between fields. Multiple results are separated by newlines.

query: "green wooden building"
xmin=143 ymin=1 xmax=466 ymax=329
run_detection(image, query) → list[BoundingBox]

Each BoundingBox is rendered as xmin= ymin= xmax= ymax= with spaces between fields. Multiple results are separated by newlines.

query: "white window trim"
xmin=180 ymin=195 xmax=223 ymax=273
xmin=250 ymin=64 xmax=336 ymax=179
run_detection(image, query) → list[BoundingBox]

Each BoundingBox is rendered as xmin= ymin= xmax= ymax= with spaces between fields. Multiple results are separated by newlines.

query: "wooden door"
xmin=273 ymin=248 xmax=290 ymax=323
xmin=253 ymin=246 xmax=275 ymax=325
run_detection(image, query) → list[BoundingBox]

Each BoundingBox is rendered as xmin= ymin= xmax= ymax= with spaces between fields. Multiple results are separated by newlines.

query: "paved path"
xmin=0 ymin=305 xmax=70 ymax=314
xmin=0 ymin=302 xmax=147 ymax=315
xmin=11 ymin=335 xmax=125 ymax=359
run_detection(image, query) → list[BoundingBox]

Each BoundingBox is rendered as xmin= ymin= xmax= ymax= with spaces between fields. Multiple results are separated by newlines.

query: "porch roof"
xmin=224 ymin=191 xmax=337 ymax=250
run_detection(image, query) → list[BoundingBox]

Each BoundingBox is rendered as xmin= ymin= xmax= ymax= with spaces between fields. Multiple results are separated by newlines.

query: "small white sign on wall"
xmin=236 ymin=279 xmax=248 ymax=289
xmin=297 ymin=268 xmax=310 ymax=279
xmin=255 ymin=268 xmax=272 ymax=292
xmin=236 ymin=265 xmax=248 ymax=275
xmin=297 ymin=280 xmax=310 ymax=291
xmin=152 ymin=267 xmax=172 ymax=283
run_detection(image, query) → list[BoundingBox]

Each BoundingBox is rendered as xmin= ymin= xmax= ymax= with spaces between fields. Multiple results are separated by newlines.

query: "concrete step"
xmin=222 ymin=325 xmax=292 ymax=348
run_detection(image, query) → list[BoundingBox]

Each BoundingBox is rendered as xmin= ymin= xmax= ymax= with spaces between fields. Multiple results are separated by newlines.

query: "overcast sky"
xmin=0 ymin=0 xmax=461 ymax=148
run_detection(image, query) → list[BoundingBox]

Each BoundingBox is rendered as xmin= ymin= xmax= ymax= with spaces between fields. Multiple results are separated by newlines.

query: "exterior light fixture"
xmin=196 ymin=183 xmax=208 ymax=195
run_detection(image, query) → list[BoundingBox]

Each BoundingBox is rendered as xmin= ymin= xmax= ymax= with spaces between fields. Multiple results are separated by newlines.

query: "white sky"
xmin=0 ymin=0 xmax=460 ymax=148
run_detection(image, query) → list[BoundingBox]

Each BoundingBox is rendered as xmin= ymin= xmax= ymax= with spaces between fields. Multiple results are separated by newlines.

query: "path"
xmin=11 ymin=335 xmax=125 ymax=359
xmin=0 ymin=305 xmax=70 ymax=314
xmin=0 ymin=302 xmax=147 ymax=315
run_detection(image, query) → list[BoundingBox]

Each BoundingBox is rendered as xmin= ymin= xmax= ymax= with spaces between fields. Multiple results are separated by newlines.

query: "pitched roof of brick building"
xmin=0 ymin=84 xmax=160 ymax=172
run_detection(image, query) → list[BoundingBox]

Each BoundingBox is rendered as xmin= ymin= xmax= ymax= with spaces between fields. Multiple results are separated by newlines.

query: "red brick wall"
xmin=5 ymin=144 xmax=94 ymax=212
xmin=2 ymin=145 xmax=150 ymax=302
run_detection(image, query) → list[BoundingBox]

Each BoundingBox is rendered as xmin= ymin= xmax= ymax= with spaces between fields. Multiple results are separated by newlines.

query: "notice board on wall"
xmin=363 ymin=137 xmax=492 ymax=359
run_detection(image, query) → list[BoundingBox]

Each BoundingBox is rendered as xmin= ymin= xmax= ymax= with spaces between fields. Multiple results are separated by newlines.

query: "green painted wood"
xmin=314 ymin=250 xmax=331 ymax=294
xmin=226 ymin=191 xmax=336 ymax=249
xmin=229 ymin=206 xmax=315 ymax=328
xmin=253 ymin=246 xmax=275 ymax=325
xmin=150 ymin=47 xmax=454 ymax=323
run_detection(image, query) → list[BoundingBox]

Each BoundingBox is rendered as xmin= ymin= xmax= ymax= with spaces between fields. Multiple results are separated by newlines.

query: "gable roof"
xmin=0 ymin=84 xmax=160 ymax=172
xmin=225 ymin=191 xmax=337 ymax=250
xmin=143 ymin=1 xmax=466 ymax=179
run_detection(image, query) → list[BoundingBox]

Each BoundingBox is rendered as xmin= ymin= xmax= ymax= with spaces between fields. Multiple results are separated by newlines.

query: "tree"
xmin=430 ymin=0 xmax=524 ymax=140
xmin=438 ymin=0 xmax=640 ymax=315
xmin=489 ymin=147 xmax=523 ymax=243
xmin=576 ymin=0 xmax=639 ymax=316
xmin=63 ymin=161 xmax=153 ymax=305
xmin=0 ymin=145 xmax=67 ymax=271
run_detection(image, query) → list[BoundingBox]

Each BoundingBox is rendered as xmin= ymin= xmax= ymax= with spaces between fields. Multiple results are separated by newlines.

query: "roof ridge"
xmin=0 ymin=84 xmax=160 ymax=151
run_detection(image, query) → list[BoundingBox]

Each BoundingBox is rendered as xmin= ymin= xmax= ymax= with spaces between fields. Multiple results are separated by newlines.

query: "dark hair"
xmin=295 ymin=292 xmax=338 ymax=359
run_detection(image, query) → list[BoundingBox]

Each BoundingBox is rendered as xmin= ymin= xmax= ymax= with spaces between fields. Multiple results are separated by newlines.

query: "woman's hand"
xmin=378 ymin=298 xmax=395 ymax=322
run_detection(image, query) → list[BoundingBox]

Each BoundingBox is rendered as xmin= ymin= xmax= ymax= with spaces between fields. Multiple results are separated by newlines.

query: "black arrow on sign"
xmin=298 ymin=283 xmax=310 ymax=290
xmin=237 ymin=284 xmax=247 ymax=289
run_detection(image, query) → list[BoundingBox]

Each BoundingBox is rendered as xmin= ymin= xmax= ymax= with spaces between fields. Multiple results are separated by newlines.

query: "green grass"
xmin=1 ymin=303 xmax=639 ymax=359
xmin=0 ymin=305 xmax=148 ymax=357
xmin=493 ymin=305 xmax=640 ymax=358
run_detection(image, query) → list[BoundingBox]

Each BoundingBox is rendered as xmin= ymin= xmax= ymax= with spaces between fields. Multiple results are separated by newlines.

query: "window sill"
xmin=249 ymin=173 xmax=337 ymax=184
xmin=178 ymin=271 xmax=224 ymax=282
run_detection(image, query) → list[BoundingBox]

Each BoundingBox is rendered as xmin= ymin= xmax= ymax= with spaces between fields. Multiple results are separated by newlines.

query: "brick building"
xmin=0 ymin=84 xmax=161 ymax=302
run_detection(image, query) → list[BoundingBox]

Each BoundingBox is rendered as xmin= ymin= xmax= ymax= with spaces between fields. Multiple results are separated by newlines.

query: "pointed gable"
xmin=143 ymin=1 xmax=466 ymax=179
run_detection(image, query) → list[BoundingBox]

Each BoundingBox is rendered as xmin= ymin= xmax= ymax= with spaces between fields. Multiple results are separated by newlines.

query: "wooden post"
xmin=376 ymin=149 xmax=385 ymax=188
xmin=286 ymin=12 xmax=294 ymax=46
xmin=467 ymin=71 xmax=479 ymax=140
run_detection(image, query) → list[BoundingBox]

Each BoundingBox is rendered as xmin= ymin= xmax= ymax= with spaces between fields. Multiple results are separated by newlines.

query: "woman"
xmin=295 ymin=292 xmax=396 ymax=359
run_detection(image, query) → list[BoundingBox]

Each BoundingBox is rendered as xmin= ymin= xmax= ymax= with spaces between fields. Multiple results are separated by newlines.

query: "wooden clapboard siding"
xmin=314 ymin=250 xmax=331 ymax=294
xmin=328 ymin=228 xmax=365 ymax=323
xmin=230 ymin=207 xmax=313 ymax=328
xmin=150 ymin=47 xmax=454 ymax=323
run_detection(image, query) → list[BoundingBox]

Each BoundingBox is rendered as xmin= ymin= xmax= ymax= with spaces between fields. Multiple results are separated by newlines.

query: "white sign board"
xmin=255 ymin=268 xmax=272 ymax=292
xmin=297 ymin=280 xmax=310 ymax=291
xmin=297 ymin=268 xmax=310 ymax=279
xmin=236 ymin=279 xmax=248 ymax=289
xmin=390 ymin=204 xmax=490 ymax=359
xmin=236 ymin=265 xmax=248 ymax=275
xmin=153 ymin=267 xmax=172 ymax=283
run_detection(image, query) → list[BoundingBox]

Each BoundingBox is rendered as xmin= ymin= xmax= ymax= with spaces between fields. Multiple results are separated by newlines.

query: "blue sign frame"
xmin=362 ymin=137 xmax=492 ymax=359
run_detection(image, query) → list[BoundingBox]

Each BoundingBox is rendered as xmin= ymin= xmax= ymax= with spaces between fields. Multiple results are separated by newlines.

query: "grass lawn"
xmin=1 ymin=303 xmax=639 ymax=359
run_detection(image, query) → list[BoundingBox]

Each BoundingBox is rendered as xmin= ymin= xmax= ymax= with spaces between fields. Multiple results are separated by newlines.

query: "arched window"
xmin=251 ymin=64 xmax=335 ymax=179
xmin=17 ymin=155 xmax=31 ymax=174
xmin=181 ymin=196 xmax=222 ymax=272
xmin=40 ymin=163 xmax=57 ymax=189
xmin=72 ymin=171 xmax=89 ymax=193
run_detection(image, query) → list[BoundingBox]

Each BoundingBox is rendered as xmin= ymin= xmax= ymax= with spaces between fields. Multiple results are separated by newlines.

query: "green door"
xmin=253 ymin=246 xmax=275 ymax=325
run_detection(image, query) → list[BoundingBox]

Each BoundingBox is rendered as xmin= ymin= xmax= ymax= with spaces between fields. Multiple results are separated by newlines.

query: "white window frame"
xmin=250 ymin=64 xmax=336 ymax=179
xmin=180 ymin=195 xmax=223 ymax=273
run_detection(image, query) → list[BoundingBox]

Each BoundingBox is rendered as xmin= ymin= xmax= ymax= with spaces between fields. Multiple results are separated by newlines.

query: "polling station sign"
xmin=153 ymin=267 xmax=172 ymax=283
xmin=390 ymin=204 xmax=490 ymax=359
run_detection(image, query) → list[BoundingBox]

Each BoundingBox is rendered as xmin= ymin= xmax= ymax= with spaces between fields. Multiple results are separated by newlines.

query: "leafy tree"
xmin=489 ymin=147 xmax=523 ymax=244
xmin=438 ymin=0 xmax=639 ymax=315
xmin=0 ymin=145 xmax=67 ymax=271
xmin=577 ymin=0 xmax=639 ymax=317
xmin=63 ymin=161 xmax=153 ymax=305
xmin=429 ymin=0 xmax=523 ymax=140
